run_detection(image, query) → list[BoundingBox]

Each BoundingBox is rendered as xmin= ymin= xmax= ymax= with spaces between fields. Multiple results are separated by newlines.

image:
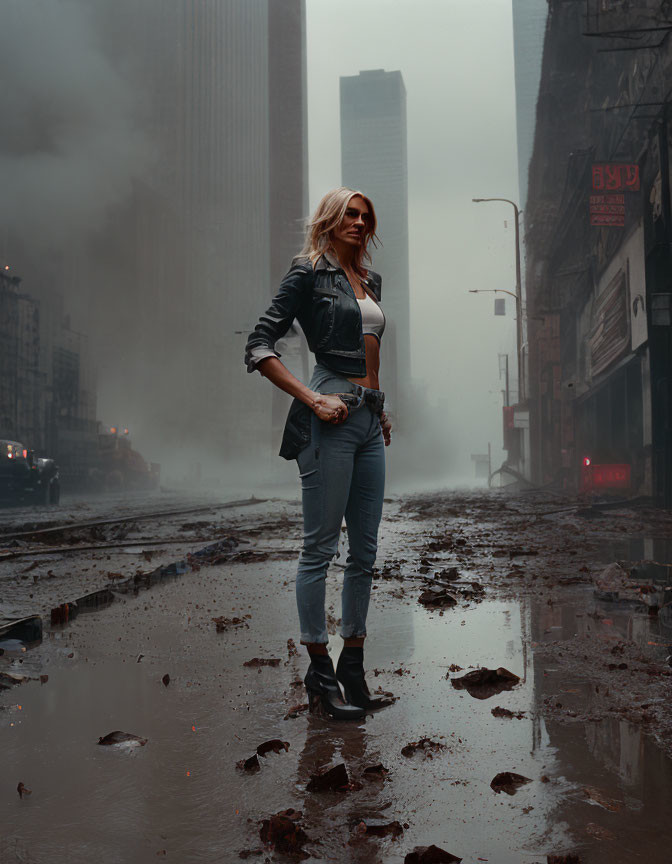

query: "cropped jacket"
xmin=244 ymin=251 xmax=383 ymax=459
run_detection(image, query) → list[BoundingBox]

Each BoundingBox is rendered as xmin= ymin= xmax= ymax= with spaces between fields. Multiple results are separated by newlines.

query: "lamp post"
xmin=472 ymin=197 xmax=524 ymax=403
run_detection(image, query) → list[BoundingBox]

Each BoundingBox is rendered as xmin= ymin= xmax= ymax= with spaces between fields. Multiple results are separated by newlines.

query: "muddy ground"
xmin=2 ymin=489 xmax=672 ymax=863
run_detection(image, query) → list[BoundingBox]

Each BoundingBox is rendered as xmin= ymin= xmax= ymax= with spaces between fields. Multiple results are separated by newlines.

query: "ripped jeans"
xmin=296 ymin=386 xmax=385 ymax=644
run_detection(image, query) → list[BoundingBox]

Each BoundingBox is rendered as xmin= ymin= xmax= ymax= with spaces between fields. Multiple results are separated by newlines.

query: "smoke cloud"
xmin=0 ymin=0 xmax=150 ymax=248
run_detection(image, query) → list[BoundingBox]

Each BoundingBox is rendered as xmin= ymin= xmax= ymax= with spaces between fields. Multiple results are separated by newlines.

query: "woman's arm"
xmin=257 ymin=357 xmax=347 ymax=423
xmin=245 ymin=260 xmax=312 ymax=373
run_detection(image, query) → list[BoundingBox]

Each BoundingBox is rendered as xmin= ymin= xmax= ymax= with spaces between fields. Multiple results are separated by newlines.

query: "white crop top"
xmin=358 ymin=294 xmax=386 ymax=342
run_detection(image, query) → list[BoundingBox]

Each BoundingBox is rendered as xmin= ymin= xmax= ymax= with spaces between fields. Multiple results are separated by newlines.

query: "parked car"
xmin=0 ymin=440 xmax=60 ymax=506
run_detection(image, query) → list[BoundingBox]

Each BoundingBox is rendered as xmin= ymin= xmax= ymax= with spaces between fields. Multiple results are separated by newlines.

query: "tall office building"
xmin=340 ymin=69 xmax=411 ymax=418
xmin=3 ymin=0 xmax=308 ymax=474
xmin=511 ymin=0 xmax=548 ymax=209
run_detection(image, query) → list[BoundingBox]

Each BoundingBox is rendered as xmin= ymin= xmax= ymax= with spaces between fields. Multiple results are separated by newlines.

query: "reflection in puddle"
xmin=2 ymin=559 xmax=672 ymax=863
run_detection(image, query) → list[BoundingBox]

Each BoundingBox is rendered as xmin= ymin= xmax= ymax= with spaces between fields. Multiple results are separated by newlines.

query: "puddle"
xmin=2 ymin=550 xmax=672 ymax=862
xmin=596 ymin=536 xmax=672 ymax=569
xmin=532 ymin=586 xmax=672 ymax=658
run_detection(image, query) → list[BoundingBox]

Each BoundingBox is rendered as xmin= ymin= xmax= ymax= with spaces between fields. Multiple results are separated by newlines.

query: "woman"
xmin=245 ymin=187 xmax=392 ymax=720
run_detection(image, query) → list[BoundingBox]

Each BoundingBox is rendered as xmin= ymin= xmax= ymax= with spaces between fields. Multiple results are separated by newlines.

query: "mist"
xmin=0 ymin=0 xmax=151 ymax=246
xmin=1 ymin=0 xmax=525 ymax=494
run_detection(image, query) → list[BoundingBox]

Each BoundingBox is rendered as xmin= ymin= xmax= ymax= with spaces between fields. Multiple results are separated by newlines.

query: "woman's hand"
xmin=311 ymin=394 xmax=348 ymax=424
xmin=380 ymin=411 xmax=392 ymax=446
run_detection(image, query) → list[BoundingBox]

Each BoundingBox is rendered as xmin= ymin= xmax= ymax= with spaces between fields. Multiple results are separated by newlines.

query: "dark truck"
xmin=0 ymin=440 xmax=60 ymax=506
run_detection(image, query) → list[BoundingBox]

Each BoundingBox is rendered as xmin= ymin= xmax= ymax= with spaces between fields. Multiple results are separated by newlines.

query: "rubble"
xmin=404 ymin=845 xmax=462 ymax=863
xmin=491 ymin=706 xmax=526 ymax=719
xmin=0 ymin=671 xmax=31 ymax=689
xmin=212 ymin=615 xmax=250 ymax=632
xmin=401 ymin=737 xmax=446 ymax=758
xmin=243 ymin=658 xmax=281 ymax=668
xmin=418 ymin=586 xmax=458 ymax=608
xmin=351 ymin=819 xmax=404 ymax=837
xmin=450 ymin=667 xmax=520 ymax=699
xmin=256 ymin=739 xmax=290 ymax=757
xmin=593 ymin=561 xmax=631 ymax=601
xmin=283 ymin=703 xmax=309 ymax=719
xmin=490 ymin=771 xmax=532 ymax=795
xmin=237 ymin=754 xmax=260 ymax=773
xmin=97 ymin=731 xmax=147 ymax=748
xmin=0 ymin=614 xmax=42 ymax=644
xmin=17 ymin=782 xmax=32 ymax=799
xmin=363 ymin=763 xmax=389 ymax=778
xmin=259 ymin=809 xmax=309 ymax=857
xmin=306 ymin=763 xmax=349 ymax=792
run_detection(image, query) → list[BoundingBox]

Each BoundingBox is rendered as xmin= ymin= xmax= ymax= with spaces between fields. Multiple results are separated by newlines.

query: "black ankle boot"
xmin=336 ymin=646 xmax=376 ymax=709
xmin=304 ymin=653 xmax=366 ymax=721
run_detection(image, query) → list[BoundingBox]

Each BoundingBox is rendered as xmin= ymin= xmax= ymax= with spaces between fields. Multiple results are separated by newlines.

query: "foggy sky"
xmin=0 ymin=0 xmax=151 ymax=248
xmin=1 ymin=0 xmax=522 ymax=489
xmin=306 ymin=0 xmax=520 ymax=478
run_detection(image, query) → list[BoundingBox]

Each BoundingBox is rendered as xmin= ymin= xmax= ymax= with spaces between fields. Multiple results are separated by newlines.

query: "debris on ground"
xmin=97 ymin=731 xmax=147 ymax=748
xmin=287 ymin=638 xmax=299 ymax=657
xmin=162 ymin=674 xmax=170 ymax=687
xmin=306 ymin=763 xmax=349 ymax=792
xmin=490 ymin=771 xmax=532 ymax=795
xmin=418 ymin=586 xmax=458 ymax=608
xmin=0 ymin=614 xmax=42 ymax=644
xmin=284 ymin=703 xmax=309 ymax=720
xmin=256 ymin=739 xmax=290 ymax=757
xmin=582 ymin=786 xmax=620 ymax=812
xmin=259 ymin=808 xmax=309 ymax=857
xmin=547 ymin=855 xmax=581 ymax=864
xmin=593 ymin=561 xmax=630 ymax=600
xmin=491 ymin=706 xmax=526 ymax=719
xmin=0 ymin=671 xmax=30 ymax=689
xmin=351 ymin=819 xmax=404 ymax=838
xmin=238 ymin=734 xmax=291 ymax=770
xmin=363 ymin=763 xmax=389 ymax=779
xmin=404 ymin=845 xmax=462 ymax=863
xmin=401 ymin=737 xmax=446 ymax=758
xmin=450 ymin=667 xmax=520 ymax=699
xmin=237 ymin=754 xmax=261 ymax=773
xmin=17 ymin=782 xmax=32 ymax=799
xmin=213 ymin=615 xmax=250 ymax=632
xmin=243 ymin=657 xmax=281 ymax=668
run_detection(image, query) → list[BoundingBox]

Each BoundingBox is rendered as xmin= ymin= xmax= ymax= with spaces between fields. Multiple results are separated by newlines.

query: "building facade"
xmin=525 ymin=0 xmax=672 ymax=501
xmin=3 ymin=0 xmax=308 ymax=481
xmin=511 ymin=0 xmax=549 ymax=211
xmin=0 ymin=273 xmax=42 ymax=449
xmin=340 ymin=69 xmax=411 ymax=421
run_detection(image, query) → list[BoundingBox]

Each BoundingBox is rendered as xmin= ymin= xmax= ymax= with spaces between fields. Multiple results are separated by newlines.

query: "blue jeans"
xmin=296 ymin=384 xmax=385 ymax=644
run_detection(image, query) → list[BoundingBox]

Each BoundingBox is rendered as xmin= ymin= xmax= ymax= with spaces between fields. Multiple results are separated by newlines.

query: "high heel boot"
xmin=336 ymin=646 xmax=377 ymax=709
xmin=304 ymin=653 xmax=366 ymax=720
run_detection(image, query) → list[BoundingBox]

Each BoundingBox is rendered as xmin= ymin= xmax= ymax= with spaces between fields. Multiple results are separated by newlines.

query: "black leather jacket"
xmin=244 ymin=251 xmax=383 ymax=459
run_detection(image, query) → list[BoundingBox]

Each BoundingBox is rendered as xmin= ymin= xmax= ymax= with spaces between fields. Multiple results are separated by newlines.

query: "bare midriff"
xmin=348 ymin=334 xmax=381 ymax=390
xmin=342 ymin=265 xmax=381 ymax=391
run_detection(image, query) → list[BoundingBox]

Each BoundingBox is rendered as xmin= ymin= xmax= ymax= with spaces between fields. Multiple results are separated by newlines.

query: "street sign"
xmin=590 ymin=194 xmax=625 ymax=227
xmin=590 ymin=164 xmax=638 ymax=228
xmin=494 ymin=298 xmax=506 ymax=316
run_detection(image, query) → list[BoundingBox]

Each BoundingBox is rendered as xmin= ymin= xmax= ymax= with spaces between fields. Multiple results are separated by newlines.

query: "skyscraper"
xmin=511 ymin=0 xmax=548 ymax=209
xmin=3 ymin=0 xmax=308 ymax=477
xmin=340 ymin=69 xmax=410 ymax=419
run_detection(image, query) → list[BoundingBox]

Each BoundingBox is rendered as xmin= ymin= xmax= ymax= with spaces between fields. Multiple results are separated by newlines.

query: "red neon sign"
xmin=592 ymin=163 xmax=640 ymax=192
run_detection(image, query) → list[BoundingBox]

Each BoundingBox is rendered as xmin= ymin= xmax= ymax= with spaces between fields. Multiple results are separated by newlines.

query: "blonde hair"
xmin=299 ymin=186 xmax=379 ymax=273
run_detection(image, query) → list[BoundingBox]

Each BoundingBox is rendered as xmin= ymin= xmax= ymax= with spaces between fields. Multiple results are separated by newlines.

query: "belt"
xmin=335 ymin=387 xmax=385 ymax=415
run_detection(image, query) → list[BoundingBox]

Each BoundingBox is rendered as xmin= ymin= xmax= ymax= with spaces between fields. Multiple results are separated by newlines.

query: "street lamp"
xmin=471 ymin=197 xmax=524 ymax=402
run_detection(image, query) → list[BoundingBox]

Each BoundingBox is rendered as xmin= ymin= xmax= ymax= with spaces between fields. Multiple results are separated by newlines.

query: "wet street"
xmin=2 ymin=490 xmax=672 ymax=863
